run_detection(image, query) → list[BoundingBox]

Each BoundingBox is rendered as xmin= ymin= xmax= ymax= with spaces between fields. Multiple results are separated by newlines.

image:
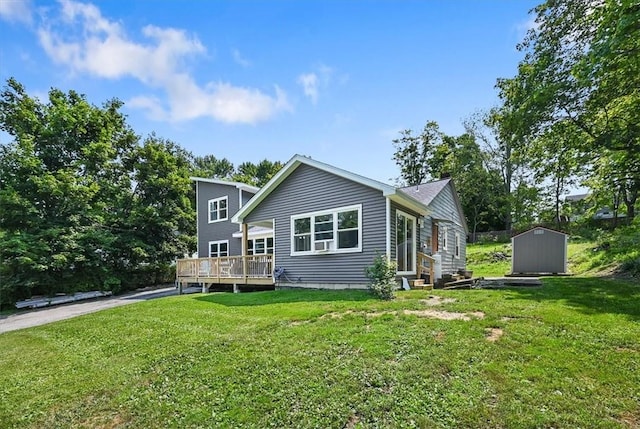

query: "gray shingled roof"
xmin=399 ymin=178 xmax=450 ymax=206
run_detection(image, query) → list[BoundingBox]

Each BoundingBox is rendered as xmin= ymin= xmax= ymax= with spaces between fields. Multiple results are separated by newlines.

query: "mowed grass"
xmin=1 ymin=281 xmax=639 ymax=428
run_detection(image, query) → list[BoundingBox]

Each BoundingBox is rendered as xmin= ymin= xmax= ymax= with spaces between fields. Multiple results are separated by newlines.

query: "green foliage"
xmin=364 ymin=255 xmax=397 ymax=300
xmin=393 ymin=119 xmax=508 ymax=232
xmin=192 ymin=154 xmax=235 ymax=179
xmin=497 ymin=0 xmax=640 ymax=224
xmin=232 ymin=159 xmax=284 ymax=187
xmin=1 ymin=283 xmax=639 ymax=427
xmin=0 ymin=79 xmax=194 ymax=306
xmin=392 ymin=121 xmax=441 ymax=186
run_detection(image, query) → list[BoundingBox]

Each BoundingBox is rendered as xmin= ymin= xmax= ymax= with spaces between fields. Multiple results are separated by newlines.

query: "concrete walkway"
xmin=0 ymin=287 xmax=193 ymax=334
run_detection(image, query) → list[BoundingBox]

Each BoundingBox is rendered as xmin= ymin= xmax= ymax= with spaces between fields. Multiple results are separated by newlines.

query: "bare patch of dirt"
xmin=434 ymin=331 xmax=446 ymax=341
xmin=316 ymin=308 xmax=485 ymax=322
xmin=365 ymin=311 xmax=395 ymax=318
xmin=420 ymin=296 xmax=457 ymax=306
xmin=403 ymin=309 xmax=484 ymax=320
xmin=344 ymin=413 xmax=361 ymax=429
xmin=616 ymin=347 xmax=639 ymax=353
xmin=485 ymin=328 xmax=504 ymax=342
xmin=320 ymin=310 xmax=355 ymax=320
xmin=618 ymin=411 xmax=639 ymax=429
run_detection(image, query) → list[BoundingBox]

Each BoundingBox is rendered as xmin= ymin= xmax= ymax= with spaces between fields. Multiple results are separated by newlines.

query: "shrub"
xmin=365 ymin=255 xmax=397 ymax=300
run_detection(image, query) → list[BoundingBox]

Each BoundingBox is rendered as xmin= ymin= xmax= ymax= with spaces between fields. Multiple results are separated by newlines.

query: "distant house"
xmin=563 ymin=193 xmax=626 ymax=222
xmin=511 ymin=227 xmax=568 ymax=275
xmin=179 ymin=155 xmax=468 ymax=290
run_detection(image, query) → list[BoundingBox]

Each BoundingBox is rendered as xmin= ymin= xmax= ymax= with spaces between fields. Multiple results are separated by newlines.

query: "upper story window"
xmin=291 ymin=205 xmax=362 ymax=255
xmin=208 ymin=196 xmax=228 ymax=223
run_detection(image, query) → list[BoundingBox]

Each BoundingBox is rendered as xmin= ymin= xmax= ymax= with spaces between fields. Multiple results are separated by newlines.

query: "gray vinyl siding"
xmin=241 ymin=189 xmax=254 ymax=208
xmin=244 ymin=164 xmax=387 ymax=284
xmin=197 ymin=182 xmax=243 ymax=257
xmin=512 ymin=229 xmax=567 ymax=273
xmin=419 ymin=183 xmax=467 ymax=275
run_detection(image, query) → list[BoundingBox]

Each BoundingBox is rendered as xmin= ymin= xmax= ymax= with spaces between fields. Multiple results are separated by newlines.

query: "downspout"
xmin=385 ymin=197 xmax=391 ymax=261
xmin=195 ymin=180 xmax=200 ymax=257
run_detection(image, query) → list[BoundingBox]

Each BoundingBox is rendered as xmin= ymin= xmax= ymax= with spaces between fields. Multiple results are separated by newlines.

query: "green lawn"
xmin=1 ymin=280 xmax=639 ymax=428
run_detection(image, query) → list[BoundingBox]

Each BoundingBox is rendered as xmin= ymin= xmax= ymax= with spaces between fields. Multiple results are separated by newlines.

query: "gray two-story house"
xmin=193 ymin=177 xmax=272 ymax=258
xmin=180 ymin=155 xmax=468 ymax=290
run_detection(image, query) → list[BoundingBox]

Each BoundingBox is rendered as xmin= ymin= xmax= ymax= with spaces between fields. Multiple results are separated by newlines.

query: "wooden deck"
xmin=176 ymin=255 xmax=274 ymax=286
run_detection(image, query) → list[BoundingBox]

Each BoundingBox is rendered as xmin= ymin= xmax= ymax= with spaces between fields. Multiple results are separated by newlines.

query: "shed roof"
xmin=512 ymin=226 xmax=569 ymax=239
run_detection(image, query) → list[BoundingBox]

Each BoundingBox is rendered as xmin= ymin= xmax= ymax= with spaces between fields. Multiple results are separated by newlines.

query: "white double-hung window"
xmin=209 ymin=240 xmax=229 ymax=257
xmin=291 ymin=205 xmax=362 ymax=255
xmin=208 ymin=196 xmax=228 ymax=223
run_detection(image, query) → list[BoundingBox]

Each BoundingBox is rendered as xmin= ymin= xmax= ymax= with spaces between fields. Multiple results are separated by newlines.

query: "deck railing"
xmin=417 ymin=252 xmax=436 ymax=284
xmin=176 ymin=255 xmax=274 ymax=283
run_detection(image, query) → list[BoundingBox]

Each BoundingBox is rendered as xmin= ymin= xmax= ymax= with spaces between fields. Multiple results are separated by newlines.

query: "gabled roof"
xmin=401 ymin=178 xmax=469 ymax=234
xmin=190 ymin=176 xmax=259 ymax=193
xmin=512 ymin=226 xmax=569 ymax=239
xmin=232 ymin=154 xmax=431 ymax=223
xmin=400 ymin=179 xmax=450 ymax=206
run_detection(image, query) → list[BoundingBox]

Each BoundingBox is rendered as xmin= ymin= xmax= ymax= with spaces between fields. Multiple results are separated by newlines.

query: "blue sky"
xmin=0 ymin=0 xmax=538 ymax=184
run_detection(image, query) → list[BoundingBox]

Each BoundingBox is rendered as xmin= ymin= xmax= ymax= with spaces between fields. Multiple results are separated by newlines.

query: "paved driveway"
xmin=0 ymin=287 xmax=188 ymax=334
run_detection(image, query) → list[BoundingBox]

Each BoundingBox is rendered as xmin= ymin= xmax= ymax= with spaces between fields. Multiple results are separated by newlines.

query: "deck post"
xmin=241 ymin=223 xmax=248 ymax=282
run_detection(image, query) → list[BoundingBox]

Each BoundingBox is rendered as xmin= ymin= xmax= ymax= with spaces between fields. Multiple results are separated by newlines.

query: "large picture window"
xmin=396 ymin=210 xmax=416 ymax=274
xmin=208 ymin=196 xmax=228 ymax=223
xmin=291 ymin=205 xmax=362 ymax=255
xmin=209 ymin=240 xmax=229 ymax=257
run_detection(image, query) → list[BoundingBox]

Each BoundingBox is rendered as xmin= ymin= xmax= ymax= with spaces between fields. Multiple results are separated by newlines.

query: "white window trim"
xmin=208 ymin=196 xmax=228 ymax=223
xmin=208 ymin=240 xmax=229 ymax=257
xmin=454 ymin=232 xmax=461 ymax=259
xmin=290 ymin=204 xmax=363 ymax=256
xmin=396 ymin=209 xmax=417 ymax=275
xmin=248 ymin=236 xmax=274 ymax=255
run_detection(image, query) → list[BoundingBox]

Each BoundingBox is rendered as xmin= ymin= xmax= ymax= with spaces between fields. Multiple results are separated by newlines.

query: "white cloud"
xmin=298 ymin=63 xmax=336 ymax=104
xmin=0 ymin=0 xmax=32 ymax=24
xmin=36 ymin=0 xmax=288 ymax=124
xmin=231 ymin=49 xmax=251 ymax=67
xmin=297 ymin=73 xmax=319 ymax=104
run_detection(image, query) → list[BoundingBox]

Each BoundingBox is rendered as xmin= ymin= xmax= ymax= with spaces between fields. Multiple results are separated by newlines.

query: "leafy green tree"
xmin=192 ymin=154 xmax=235 ymax=179
xmin=392 ymin=120 xmax=506 ymax=233
xmin=497 ymin=0 xmax=640 ymax=222
xmin=392 ymin=121 xmax=441 ymax=186
xmin=233 ymin=159 xmax=284 ymax=187
xmin=0 ymin=78 xmax=195 ymax=305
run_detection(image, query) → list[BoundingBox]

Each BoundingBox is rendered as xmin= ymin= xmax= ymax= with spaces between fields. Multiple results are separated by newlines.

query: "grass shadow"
xmin=505 ymin=276 xmax=640 ymax=320
xmin=194 ymin=289 xmax=374 ymax=307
